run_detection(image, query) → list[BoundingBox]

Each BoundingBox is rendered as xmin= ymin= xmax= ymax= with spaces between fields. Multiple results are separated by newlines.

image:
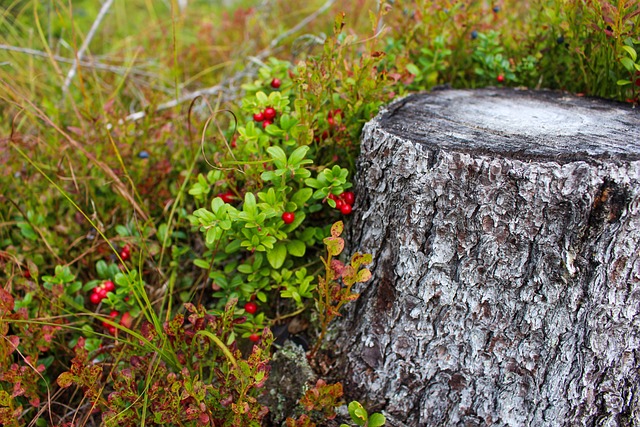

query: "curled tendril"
xmin=187 ymin=96 xmax=242 ymax=174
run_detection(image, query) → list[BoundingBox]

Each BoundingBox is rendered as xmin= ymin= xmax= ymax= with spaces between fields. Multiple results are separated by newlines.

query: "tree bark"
xmin=330 ymin=88 xmax=640 ymax=426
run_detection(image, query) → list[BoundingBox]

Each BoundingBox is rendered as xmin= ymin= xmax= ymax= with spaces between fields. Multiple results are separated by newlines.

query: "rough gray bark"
xmin=330 ymin=88 xmax=640 ymax=427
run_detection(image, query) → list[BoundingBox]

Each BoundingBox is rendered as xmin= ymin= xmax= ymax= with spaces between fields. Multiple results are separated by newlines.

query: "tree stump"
xmin=330 ymin=88 xmax=640 ymax=426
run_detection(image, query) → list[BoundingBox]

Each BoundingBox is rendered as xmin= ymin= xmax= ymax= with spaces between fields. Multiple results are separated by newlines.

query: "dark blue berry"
xmin=138 ymin=150 xmax=149 ymax=159
xmin=556 ymin=36 xmax=565 ymax=44
xmin=471 ymin=30 xmax=478 ymax=40
xmin=492 ymin=5 xmax=500 ymax=12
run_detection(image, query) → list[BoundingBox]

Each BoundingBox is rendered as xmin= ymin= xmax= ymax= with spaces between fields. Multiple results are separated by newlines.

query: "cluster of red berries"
xmin=329 ymin=191 xmax=355 ymax=215
xmin=102 ymin=310 xmax=132 ymax=335
xmin=90 ymin=280 xmax=115 ymax=304
xmin=282 ymin=211 xmax=295 ymax=224
xmin=253 ymin=107 xmax=277 ymax=129
xmin=120 ymin=244 xmax=131 ymax=261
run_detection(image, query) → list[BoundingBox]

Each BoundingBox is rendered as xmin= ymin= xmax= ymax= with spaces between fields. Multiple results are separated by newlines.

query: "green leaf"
xmin=225 ymin=239 xmax=242 ymax=253
xmin=244 ymin=192 xmax=257 ymax=214
xmin=368 ymin=413 xmax=386 ymax=427
xmin=617 ymin=79 xmax=632 ymax=86
xmin=96 ymin=260 xmax=108 ymax=279
xmin=67 ymin=281 xmax=82 ymax=294
xmin=256 ymin=91 xmax=268 ymax=104
xmin=288 ymin=145 xmax=310 ymax=166
xmin=206 ymin=227 xmax=218 ymax=245
xmin=286 ymin=240 xmax=306 ymax=257
xmin=115 ymin=225 xmax=130 ymax=237
xmin=237 ymin=264 xmax=253 ymax=274
xmin=291 ymin=188 xmax=313 ymax=207
xmin=267 ymin=146 xmax=287 ymax=167
xmin=194 ymin=259 xmax=210 ymax=269
xmin=267 ymin=242 xmax=287 ymax=269
xmin=406 ymin=63 xmax=421 ymax=76
xmin=354 ymin=407 xmax=368 ymax=424
xmin=304 ymin=177 xmax=322 ymax=188
xmin=621 ymin=56 xmax=635 ymax=72
xmin=261 ymin=170 xmax=277 ymax=181
xmin=348 ymin=401 xmax=367 ymax=425
xmin=622 ymin=45 xmax=637 ymax=62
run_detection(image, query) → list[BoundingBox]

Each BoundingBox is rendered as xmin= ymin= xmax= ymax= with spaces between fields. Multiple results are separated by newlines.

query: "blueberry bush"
xmin=0 ymin=0 xmax=637 ymax=425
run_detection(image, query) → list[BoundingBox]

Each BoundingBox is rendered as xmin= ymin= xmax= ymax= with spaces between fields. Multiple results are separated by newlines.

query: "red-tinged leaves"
xmin=55 ymin=337 xmax=103 ymax=401
xmin=0 ymin=287 xmax=14 ymax=314
xmin=330 ymin=220 xmax=343 ymax=237
xmin=57 ymin=372 xmax=75 ymax=388
xmin=330 ymin=259 xmax=346 ymax=277
xmin=299 ymin=379 xmax=343 ymax=420
xmin=7 ymin=335 xmax=19 ymax=354
xmin=356 ymin=269 xmax=372 ymax=283
xmin=350 ymin=252 xmax=372 ymax=270
xmin=286 ymin=414 xmax=317 ymax=427
xmin=323 ymin=236 xmax=344 ymax=257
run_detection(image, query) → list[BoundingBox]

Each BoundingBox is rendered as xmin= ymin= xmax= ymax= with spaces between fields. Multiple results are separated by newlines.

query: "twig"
xmin=124 ymin=67 xmax=254 ymax=121
xmin=0 ymin=44 xmax=162 ymax=79
xmin=124 ymin=0 xmax=336 ymax=121
xmin=62 ymin=0 xmax=115 ymax=93
xmin=269 ymin=0 xmax=336 ymax=49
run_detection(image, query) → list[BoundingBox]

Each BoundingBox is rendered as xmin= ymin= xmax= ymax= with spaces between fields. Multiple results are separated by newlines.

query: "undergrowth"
xmin=0 ymin=0 xmax=637 ymax=425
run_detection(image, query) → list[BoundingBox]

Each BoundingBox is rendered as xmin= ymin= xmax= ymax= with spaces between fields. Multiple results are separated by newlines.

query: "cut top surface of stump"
xmin=380 ymin=88 xmax=640 ymax=163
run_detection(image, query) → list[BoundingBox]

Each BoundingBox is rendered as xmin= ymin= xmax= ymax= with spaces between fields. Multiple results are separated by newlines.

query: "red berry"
xmin=328 ymin=193 xmax=338 ymax=201
xmin=219 ymin=191 xmax=235 ymax=203
xmin=244 ymin=302 xmax=258 ymax=314
xmin=90 ymin=293 xmax=101 ymax=304
xmin=327 ymin=109 xmax=342 ymax=118
xmin=104 ymin=281 xmax=115 ymax=292
xmin=249 ymin=333 xmax=260 ymax=342
xmin=342 ymin=191 xmax=355 ymax=206
xmin=263 ymin=107 xmax=276 ymax=120
xmin=120 ymin=312 xmax=133 ymax=328
xmin=335 ymin=199 xmax=345 ymax=209
xmin=108 ymin=326 xmax=117 ymax=335
xmin=109 ymin=310 xmax=119 ymax=318
xmin=340 ymin=203 xmax=353 ymax=215
xmin=253 ymin=112 xmax=265 ymax=122
xmin=635 ymin=78 xmax=640 ymax=87
xmin=120 ymin=246 xmax=130 ymax=261
xmin=24 ymin=269 xmax=31 ymax=279
xmin=497 ymin=74 xmax=505 ymax=83
xmin=262 ymin=120 xmax=272 ymax=129
xmin=271 ymin=78 xmax=281 ymax=89
xmin=327 ymin=117 xmax=336 ymax=127
xmin=282 ymin=212 xmax=295 ymax=224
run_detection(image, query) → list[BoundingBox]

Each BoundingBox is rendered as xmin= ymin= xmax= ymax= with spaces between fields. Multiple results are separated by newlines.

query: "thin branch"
xmin=124 ymin=67 xmax=254 ymax=121
xmin=0 ymin=44 xmax=162 ymax=79
xmin=125 ymin=0 xmax=336 ymax=121
xmin=62 ymin=0 xmax=115 ymax=92
xmin=269 ymin=0 xmax=336 ymax=49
